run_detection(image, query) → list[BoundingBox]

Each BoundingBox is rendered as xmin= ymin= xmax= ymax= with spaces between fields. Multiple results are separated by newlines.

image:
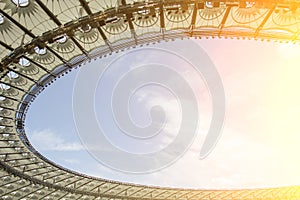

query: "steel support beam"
xmin=122 ymin=0 xmax=137 ymax=43
xmin=189 ymin=1 xmax=198 ymax=36
xmin=6 ymin=67 xmax=39 ymax=85
xmin=35 ymin=0 xmax=62 ymax=26
xmin=0 ymin=159 xmax=153 ymax=199
xmin=0 ymin=10 xmax=35 ymax=38
xmin=79 ymin=0 xmax=113 ymax=50
xmin=35 ymin=0 xmax=88 ymax=56
xmin=159 ymin=2 xmax=165 ymax=38
xmin=0 ymin=40 xmax=13 ymax=51
xmin=218 ymin=6 xmax=232 ymax=32
xmin=255 ymin=6 xmax=276 ymax=37
xmin=0 ymin=81 xmax=34 ymax=96
xmin=24 ymin=57 xmax=56 ymax=76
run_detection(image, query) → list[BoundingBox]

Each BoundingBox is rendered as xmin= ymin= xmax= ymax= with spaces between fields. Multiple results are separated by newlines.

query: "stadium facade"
xmin=0 ymin=0 xmax=300 ymax=199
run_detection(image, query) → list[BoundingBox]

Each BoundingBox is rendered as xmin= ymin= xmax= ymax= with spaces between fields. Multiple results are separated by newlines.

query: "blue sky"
xmin=25 ymin=38 xmax=300 ymax=189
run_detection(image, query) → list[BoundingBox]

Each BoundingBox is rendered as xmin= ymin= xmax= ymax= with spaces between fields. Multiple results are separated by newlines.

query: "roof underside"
xmin=0 ymin=0 xmax=300 ymax=199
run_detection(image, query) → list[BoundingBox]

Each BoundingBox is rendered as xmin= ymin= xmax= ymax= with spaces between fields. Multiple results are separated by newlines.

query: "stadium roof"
xmin=1 ymin=0 xmax=300 ymax=199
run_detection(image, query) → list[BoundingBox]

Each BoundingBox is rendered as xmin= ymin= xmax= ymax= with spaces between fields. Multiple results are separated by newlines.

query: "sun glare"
xmin=277 ymin=42 xmax=300 ymax=58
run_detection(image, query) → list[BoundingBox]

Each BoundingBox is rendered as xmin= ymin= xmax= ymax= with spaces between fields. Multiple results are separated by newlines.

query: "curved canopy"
xmin=1 ymin=0 xmax=300 ymax=199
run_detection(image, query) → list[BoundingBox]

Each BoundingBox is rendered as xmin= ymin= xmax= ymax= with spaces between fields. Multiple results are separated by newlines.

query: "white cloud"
xmin=29 ymin=129 xmax=84 ymax=151
xmin=25 ymin=39 xmax=300 ymax=189
xmin=64 ymin=159 xmax=80 ymax=164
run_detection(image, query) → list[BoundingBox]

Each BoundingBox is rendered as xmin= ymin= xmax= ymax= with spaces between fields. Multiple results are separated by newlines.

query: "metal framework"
xmin=0 ymin=0 xmax=300 ymax=199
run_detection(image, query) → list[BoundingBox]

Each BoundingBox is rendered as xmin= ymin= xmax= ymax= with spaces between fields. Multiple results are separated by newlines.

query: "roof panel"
xmin=0 ymin=0 xmax=59 ymax=36
xmin=262 ymin=6 xmax=300 ymax=33
xmin=132 ymin=10 xmax=161 ymax=36
xmin=88 ymin=0 xmax=120 ymax=13
xmin=0 ymin=16 xmax=29 ymax=48
xmin=74 ymin=27 xmax=107 ymax=52
xmin=164 ymin=4 xmax=194 ymax=31
xmin=196 ymin=4 xmax=227 ymax=28
xmin=40 ymin=0 xmax=88 ymax=24
xmin=224 ymin=6 xmax=269 ymax=30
